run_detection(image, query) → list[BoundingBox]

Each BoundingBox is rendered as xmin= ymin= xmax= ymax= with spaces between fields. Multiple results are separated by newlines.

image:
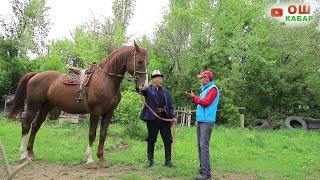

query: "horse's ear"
xmin=134 ymin=41 xmax=140 ymax=53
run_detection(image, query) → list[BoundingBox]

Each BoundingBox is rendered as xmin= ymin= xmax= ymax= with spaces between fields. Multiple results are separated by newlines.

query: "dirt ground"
xmin=1 ymin=161 xmax=139 ymax=180
xmin=0 ymin=161 xmax=256 ymax=180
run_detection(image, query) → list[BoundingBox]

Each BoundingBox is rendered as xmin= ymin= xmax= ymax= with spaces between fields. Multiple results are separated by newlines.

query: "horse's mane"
xmin=99 ymin=46 xmax=135 ymax=69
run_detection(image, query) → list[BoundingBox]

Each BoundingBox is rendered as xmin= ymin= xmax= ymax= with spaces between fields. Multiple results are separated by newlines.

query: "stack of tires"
xmin=3 ymin=95 xmax=26 ymax=120
xmin=251 ymin=116 xmax=320 ymax=131
xmin=252 ymin=119 xmax=274 ymax=130
xmin=285 ymin=116 xmax=320 ymax=131
xmin=305 ymin=118 xmax=320 ymax=131
xmin=3 ymin=94 xmax=61 ymax=121
xmin=4 ymin=95 xmax=15 ymax=117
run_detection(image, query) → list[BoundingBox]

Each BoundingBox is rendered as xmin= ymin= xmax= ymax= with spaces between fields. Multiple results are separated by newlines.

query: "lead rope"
xmin=138 ymin=90 xmax=177 ymax=156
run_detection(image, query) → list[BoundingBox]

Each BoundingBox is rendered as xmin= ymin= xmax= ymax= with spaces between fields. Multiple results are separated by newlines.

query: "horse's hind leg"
xmin=27 ymin=102 xmax=52 ymax=159
xmin=20 ymin=107 xmax=38 ymax=161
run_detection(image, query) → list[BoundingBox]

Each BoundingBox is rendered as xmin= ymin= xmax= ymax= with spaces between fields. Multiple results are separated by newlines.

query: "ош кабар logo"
xmin=267 ymin=1 xmax=316 ymax=27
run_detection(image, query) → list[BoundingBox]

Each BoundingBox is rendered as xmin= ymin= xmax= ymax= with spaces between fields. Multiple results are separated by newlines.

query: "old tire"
xmin=252 ymin=119 xmax=273 ymax=130
xmin=4 ymin=95 xmax=14 ymax=117
xmin=305 ymin=118 xmax=320 ymax=130
xmin=285 ymin=116 xmax=307 ymax=129
xmin=4 ymin=105 xmax=12 ymax=117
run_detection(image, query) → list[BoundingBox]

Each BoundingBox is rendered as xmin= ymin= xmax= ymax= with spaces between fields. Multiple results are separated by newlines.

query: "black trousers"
xmin=146 ymin=118 xmax=173 ymax=145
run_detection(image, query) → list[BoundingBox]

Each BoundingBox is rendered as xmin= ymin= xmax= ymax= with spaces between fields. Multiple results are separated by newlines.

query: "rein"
xmin=138 ymin=89 xmax=177 ymax=124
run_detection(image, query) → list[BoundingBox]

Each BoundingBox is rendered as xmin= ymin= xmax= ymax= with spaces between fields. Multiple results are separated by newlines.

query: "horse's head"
xmin=126 ymin=41 xmax=148 ymax=89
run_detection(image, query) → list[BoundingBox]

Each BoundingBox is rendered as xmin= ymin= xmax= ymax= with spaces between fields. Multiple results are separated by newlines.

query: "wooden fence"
xmin=174 ymin=107 xmax=194 ymax=127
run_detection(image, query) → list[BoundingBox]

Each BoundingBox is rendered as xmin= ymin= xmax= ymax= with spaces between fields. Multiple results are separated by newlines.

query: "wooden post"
xmin=176 ymin=107 xmax=180 ymax=124
xmin=177 ymin=107 xmax=181 ymax=125
xmin=180 ymin=107 xmax=183 ymax=127
xmin=185 ymin=107 xmax=188 ymax=126
xmin=180 ymin=107 xmax=182 ymax=126
xmin=187 ymin=109 xmax=191 ymax=127
xmin=238 ymin=107 xmax=245 ymax=128
xmin=240 ymin=114 xmax=244 ymax=127
xmin=182 ymin=107 xmax=186 ymax=126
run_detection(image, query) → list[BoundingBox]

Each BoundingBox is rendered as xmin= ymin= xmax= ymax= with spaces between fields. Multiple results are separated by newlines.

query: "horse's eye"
xmin=138 ymin=61 xmax=144 ymax=65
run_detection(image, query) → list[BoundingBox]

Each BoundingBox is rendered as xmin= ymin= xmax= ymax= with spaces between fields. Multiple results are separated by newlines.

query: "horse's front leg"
xmin=85 ymin=112 xmax=99 ymax=169
xmin=97 ymin=112 xmax=112 ymax=167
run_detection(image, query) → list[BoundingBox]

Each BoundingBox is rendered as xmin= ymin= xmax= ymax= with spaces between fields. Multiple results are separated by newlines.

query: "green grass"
xmin=0 ymin=114 xmax=319 ymax=179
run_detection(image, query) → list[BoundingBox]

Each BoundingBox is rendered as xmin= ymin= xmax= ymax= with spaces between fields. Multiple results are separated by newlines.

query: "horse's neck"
xmin=106 ymin=60 xmax=126 ymax=76
xmin=100 ymin=59 xmax=126 ymax=89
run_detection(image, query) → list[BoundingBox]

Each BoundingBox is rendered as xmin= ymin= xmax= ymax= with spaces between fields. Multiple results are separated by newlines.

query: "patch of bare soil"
xmin=1 ymin=161 xmax=257 ymax=180
xmin=106 ymin=143 xmax=129 ymax=153
xmin=212 ymin=170 xmax=256 ymax=180
xmin=0 ymin=161 xmax=149 ymax=180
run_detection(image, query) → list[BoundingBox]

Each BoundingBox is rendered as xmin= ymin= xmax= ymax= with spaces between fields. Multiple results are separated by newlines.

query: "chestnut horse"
xmin=9 ymin=42 xmax=148 ymax=168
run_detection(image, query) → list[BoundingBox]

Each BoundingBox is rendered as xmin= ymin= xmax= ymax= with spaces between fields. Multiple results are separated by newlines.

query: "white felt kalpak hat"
xmin=151 ymin=70 xmax=164 ymax=78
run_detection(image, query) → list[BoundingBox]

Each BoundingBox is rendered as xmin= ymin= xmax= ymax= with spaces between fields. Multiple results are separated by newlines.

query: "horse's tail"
xmin=9 ymin=72 xmax=37 ymax=119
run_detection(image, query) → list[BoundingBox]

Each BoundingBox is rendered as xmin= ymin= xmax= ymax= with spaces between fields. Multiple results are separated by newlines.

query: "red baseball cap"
xmin=197 ymin=70 xmax=214 ymax=79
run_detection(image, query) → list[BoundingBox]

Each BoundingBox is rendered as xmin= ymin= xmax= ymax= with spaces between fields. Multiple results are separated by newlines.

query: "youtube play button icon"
xmin=271 ymin=8 xmax=283 ymax=17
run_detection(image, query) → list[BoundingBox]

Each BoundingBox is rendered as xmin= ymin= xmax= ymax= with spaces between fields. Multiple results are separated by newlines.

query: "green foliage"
xmin=31 ymin=0 xmax=137 ymax=73
xmin=150 ymin=0 xmax=320 ymax=123
xmin=217 ymin=96 xmax=240 ymax=126
xmin=0 ymin=0 xmax=50 ymax=97
xmin=0 ymin=0 xmax=50 ymax=56
xmin=0 ymin=37 xmax=37 ymax=97
xmin=114 ymin=90 xmax=147 ymax=140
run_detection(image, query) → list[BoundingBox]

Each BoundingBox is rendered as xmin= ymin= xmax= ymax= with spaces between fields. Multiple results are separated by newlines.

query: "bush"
xmin=217 ymin=96 xmax=241 ymax=126
xmin=114 ymin=90 xmax=147 ymax=140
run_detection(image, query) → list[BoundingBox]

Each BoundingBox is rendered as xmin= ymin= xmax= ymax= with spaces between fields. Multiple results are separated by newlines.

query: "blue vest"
xmin=196 ymin=82 xmax=220 ymax=123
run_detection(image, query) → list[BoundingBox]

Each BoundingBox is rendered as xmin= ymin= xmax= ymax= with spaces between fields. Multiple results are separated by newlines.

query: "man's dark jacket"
xmin=139 ymin=85 xmax=174 ymax=121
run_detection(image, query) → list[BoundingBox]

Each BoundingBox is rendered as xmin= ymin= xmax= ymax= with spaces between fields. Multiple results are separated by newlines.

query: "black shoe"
xmin=164 ymin=143 xmax=175 ymax=167
xmin=195 ymin=173 xmax=212 ymax=180
xmin=164 ymin=160 xmax=175 ymax=168
xmin=146 ymin=142 xmax=154 ymax=168
xmin=146 ymin=159 xmax=154 ymax=168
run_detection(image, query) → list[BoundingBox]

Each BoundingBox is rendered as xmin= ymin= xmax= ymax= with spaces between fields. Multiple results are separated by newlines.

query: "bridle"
xmin=98 ymin=51 xmax=148 ymax=83
xmin=132 ymin=52 xmax=148 ymax=80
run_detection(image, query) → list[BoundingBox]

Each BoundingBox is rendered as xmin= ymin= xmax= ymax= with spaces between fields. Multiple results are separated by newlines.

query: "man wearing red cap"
xmin=186 ymin=70 xmax=220 ymax=180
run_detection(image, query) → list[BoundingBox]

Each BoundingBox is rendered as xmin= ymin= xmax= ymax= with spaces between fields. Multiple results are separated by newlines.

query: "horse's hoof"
xmin=28 ymin=152 xmax=35 ymax=160
xmin=98 ymin=160 xmax=108 ymax=168
xmin=19 ymin=157 xmax=28 ymax=163
xmin=84 ymin=162 xmax=97 ymax=169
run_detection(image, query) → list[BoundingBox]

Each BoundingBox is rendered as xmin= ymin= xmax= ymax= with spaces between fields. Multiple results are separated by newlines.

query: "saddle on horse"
xmin=61 ymin=62 xmax=97 ymax=104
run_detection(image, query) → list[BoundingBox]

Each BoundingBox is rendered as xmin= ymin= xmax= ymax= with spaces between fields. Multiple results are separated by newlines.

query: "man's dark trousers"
xmin=146 ymin=118 xmax=173 ymax=163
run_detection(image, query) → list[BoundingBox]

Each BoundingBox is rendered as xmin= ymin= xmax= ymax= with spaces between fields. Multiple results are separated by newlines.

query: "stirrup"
xmin=75 ymin=90 xmax=84 ymax=103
